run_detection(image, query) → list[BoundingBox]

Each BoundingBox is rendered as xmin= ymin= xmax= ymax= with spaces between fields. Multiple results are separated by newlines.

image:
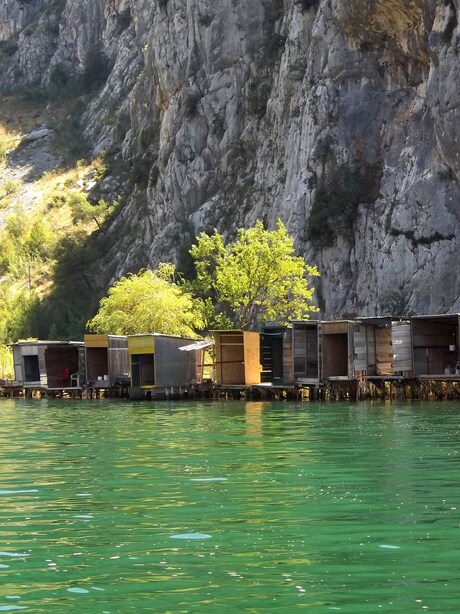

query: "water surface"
xmin=0 ymin=398 xmax=459 ymax=612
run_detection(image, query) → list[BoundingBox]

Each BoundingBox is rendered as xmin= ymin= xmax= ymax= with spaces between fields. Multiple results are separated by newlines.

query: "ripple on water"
xmin=189 ymin=478 xmax=228 ymax=482
xmin=170 ymin=533 xmax=212 ymax=540
xmin=0 ymin=490 xmax=38 ymax=495
xmin=1 ymin=399 xmax=460 ymax=612
xmin=66 ymin=588 xmax=90 ymax=594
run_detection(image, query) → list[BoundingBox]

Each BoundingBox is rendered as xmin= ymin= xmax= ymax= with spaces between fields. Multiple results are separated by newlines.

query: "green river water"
xmin=0 ymin=399 xmax=459 ymax=613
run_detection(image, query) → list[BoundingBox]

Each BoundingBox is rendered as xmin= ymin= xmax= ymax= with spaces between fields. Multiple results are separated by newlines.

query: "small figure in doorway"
xmin=455 ymin=361 xmax=460 ymax=376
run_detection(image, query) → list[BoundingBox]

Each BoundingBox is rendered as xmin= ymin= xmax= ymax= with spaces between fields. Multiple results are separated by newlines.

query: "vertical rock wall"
xmin=1 ymin=0 xmax=459 ymax=317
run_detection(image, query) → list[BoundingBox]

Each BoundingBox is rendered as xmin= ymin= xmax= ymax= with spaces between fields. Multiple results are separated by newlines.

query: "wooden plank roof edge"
xmin=127 ymin=333 xmax=201 ymax=339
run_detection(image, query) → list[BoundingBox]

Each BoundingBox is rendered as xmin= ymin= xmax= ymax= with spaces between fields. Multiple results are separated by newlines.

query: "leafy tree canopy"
xmin=0 ymin=344 xmax=13 ymax=380
xmin=87 ymin=264 xmax=203 ymax=337
xmin=189 ymin=220 xmax=319 ymax=329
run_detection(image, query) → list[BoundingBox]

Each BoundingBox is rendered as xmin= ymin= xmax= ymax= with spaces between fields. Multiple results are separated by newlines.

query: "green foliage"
xmin=442 ymin=12 xmax=457 ymax=44
xmin=0 ymin=143 xmax=8 ymax=164
xmin=248 ymin=76 xmax=272 ymax=119
xmin=265 ymin=0 xmax=284 ymax=23
xmin=307 ymin=161 xmax=383 ymax=248
xmin=0 ymin=212 xmax=29 ymax=277
xmin=0 ymin=273 xmax=41 ymax=343
xmin=48 ymin=188 xmax=116 ymax=229
xmin=49 ymin=64 xmax=73 ymax=98
xmin=24 ymin=219 xmax=56 ymax=260
xmin=0 ymin=92 xmax=120 ymax=344
xmin=9 ymin=218 xmax=114 ymax=342
xmin=129 ymin=155 xmax=151 ymax=188
xmin=0 ymin=344 xmax=13 ymax=380
xmin=189 ymin=220 xmax=319 ymax=330
xmin=2 ymin=84 xmax=47 ymax=105
xmin=24 ymin=294 xmax=88 ymax=341
xmin=198 ymin=13 xmax=213 ymax=27
xmin=49 ymin=51 xmax=110 ymax=100
xmin=49 ymin=99 xmax=90 ymax=162
xmin=0 ymin=130 xmax=16 ymax=163
xmin=0 ymin=38 xmax=18 ymax=58
xmin=288 ymin=57 xmax=308 ymax=81
xmin=295 ymin=0 xmax=319 ymax=11
xmin=0 ymin=196 xmax=12 ymax=210
xmin=32 ymin=231 xmax=104 ymax=340
xmin=3 ymin=291 xmax=40 ymax=342
xmin=0 ymin=212 xmax=56 ymax=279
xmin=82 ymin=50 xmax=111 ymax=92
xmin=70 ymin=196 xmax=115 ymax=229
xmin=0 ymin=208 xmax=61 ymax=343
xmin=139 ymin=126 xmax=156 ymax=151
xmin=0 ymin=179 xmax=21 ymax=198
xmin=87 ymin=265 xmax=204 ymax=337
xmin=183 ymin=90 xmax=201 ymax=120
xmin=380 ymin=291 xmax=415 ymax=318
xmin=117 ymin=8 xmax=132 ymax=32
xmin=0 ymin=286 xmax=12 ymax=341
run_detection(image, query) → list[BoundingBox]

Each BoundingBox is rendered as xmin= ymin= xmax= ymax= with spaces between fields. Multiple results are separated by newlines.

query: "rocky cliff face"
xmin=1 ymin=0 xmax=459 ymax=318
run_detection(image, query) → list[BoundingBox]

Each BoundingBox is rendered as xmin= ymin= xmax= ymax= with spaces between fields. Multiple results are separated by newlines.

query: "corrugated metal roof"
xmin=10 ymin=340 xmax=84 ymax=346
xmin=411 ymin=314 xmax=460 ymax=320
xmin=179 ymin=340 xmax=214 ymax=352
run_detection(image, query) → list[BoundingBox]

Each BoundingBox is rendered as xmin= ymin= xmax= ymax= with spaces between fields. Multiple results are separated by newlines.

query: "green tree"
xmin=25 ymin=219 xmax=56 ymax=260
xmin=189 ymin=220 xmax=320 ymax=329
xmin=0 ymin=212 xmax=28 ymax=278
xmin=4 ymin=290 xmax=39 ymax=343
xmin=87 ymin=264 xmax=203 ymax=337
xmin=69 ymin=193 xmax=115 ymax=229
xmin=0 ymin=344 xmax=13 ymax=380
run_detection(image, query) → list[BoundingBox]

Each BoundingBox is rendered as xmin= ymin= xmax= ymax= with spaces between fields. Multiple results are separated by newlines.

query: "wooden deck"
xmin=3 ymin=375 xmax=460 ymax=402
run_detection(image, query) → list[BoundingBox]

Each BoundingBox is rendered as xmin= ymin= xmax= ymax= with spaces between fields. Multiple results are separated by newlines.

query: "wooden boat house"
xmin=11 ymin=340 xmax=85 ymax=394
xmin=354 ymin=316 xmax=402 ymax=378
xmin=127 ymin=333 xmax=199 ymax=397
xmin=84 ymin=334 xmax=130 ymax=392
xmin=322 ymin=320 xmax=359 ymax=381
xmin=292 ymin=320 xmax=321 ymax=385
xmin=177 ymin=339 xmax=215 ymax=384
xmin=213 ymin=330 xmax=261 ymax=386
xmin=411 ymin=314 xmax=460 ymax=377
xmin=349 ymin=317 xmax=412 ymax=399
xmin=353 ymin=317 xmax=411 ymax=377
xmin=389 ymin=320 xmax=413 ymax=376
xmin=260 ymin=324 xmax=294 ymax=385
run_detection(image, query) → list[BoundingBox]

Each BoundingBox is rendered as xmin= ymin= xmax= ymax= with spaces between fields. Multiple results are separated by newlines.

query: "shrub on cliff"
xmin=307 ymin=161 xmax=383 ymax=248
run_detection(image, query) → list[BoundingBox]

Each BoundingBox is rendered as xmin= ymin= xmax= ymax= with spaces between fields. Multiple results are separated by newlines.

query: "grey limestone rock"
xmin=1 ymin=0 xmax=459 ymax=318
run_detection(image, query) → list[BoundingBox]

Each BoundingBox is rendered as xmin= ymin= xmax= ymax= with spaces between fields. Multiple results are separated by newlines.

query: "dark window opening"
xmin=131 ymin=354 xmax=155 ymax=387
xmin=24 ymin=355 xmax=40 ymax=382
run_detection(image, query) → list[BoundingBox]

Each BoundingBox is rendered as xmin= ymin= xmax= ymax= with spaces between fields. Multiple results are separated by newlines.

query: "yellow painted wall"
xmin=243 ymin=331 xmax=262 ymax=385
xmin=84 ymin=334 xmax=109 ymax=348
xmin=128 ymin=335 xmax=155 ymax=355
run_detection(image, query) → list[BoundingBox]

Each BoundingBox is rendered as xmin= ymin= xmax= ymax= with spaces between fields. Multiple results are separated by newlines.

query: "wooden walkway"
xmin=3 ymin=376 xmax=460 ymax=402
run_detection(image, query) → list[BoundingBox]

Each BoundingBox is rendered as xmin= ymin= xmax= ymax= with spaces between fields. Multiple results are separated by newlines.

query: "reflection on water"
xmin=0 ymin=398 xmax=460 ymax=612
